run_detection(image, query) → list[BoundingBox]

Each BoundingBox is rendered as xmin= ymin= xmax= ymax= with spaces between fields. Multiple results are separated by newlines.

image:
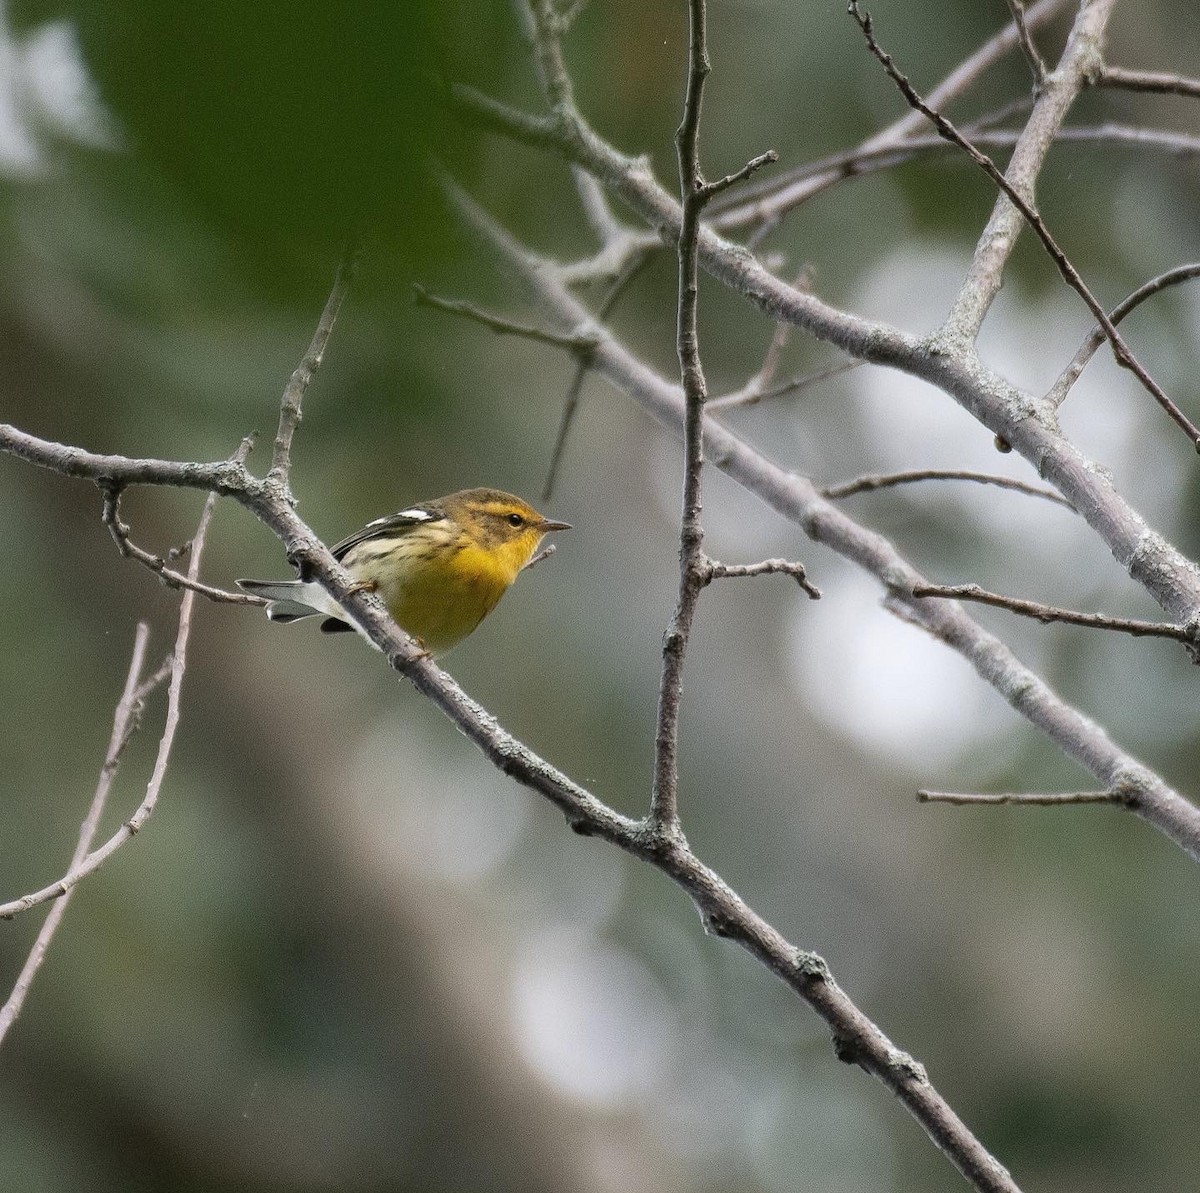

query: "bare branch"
xmin=0 ymin=624 xmax=157 ymax=1045
xmin=556 ymin=228 xmax=660 ymax=286
xmin=1048 ymin=262 xmax=1200 ymax=407
xmin=102 ymin=486 xmax=265 ymax=606
xmin=268 ymin=242 xmax=359 ymax=487
xmin=571 ymin=166 xmax=625 ymax=245
xmin=522 ymin=542 xmax=558 ymax=571
xmin=0 ymin=423 xmax=252 ymax=494
xmin=699 ymin=148 xmax=778 ymax=200
xmin=0 ymin=492 xmax=213 ymax=920
xmin=554 ymin=0 xmax=591 ymax=29
xmin=650 ymin=0 xmax=714 ymax=837
xmin=527 ymin=0 xmax=578 ymax=115
xmin=708 ymin=0 xmax=1073 ymax=231
xmin=710 ymin=359 xmax=861 ymax=410
xmin=544 ymin=248 xmax=653 ymax=501
xmin=936 ymin=0 xmax=1118 ymax=341
xmin=709 ymin=271 xmax=807 ymax=409
xmin=413 ymin=283 xmax=599 ymax=355
xmin=850 ymin=1 xmax=1200 ymax=449
xmin=706 ymin=557 xmax=821 ymax=599
xmin=822 ymin=468 xmax=1074 ymax=510
xmin=711 ymin=122 xmax=1200 ymax=230
xmin=911 ymin=582 xmax=1194 ymax=643
xmin=1005 ymin=0 xmax=1046 ymax=85
xmin=918 ymin=789 xmax=1121 ymax=806
xmin=1094 ymin=65 xmax=1200 ymax=99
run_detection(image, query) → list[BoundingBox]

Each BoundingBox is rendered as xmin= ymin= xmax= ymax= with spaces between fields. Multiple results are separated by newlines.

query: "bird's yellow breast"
xmin=378 ymin=538 xmax=520 ymax=656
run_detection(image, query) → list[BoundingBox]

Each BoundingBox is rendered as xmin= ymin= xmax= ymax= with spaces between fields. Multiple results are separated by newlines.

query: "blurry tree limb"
xmin=412 ymin=283 xmax=600 ymax=355
xmin=935 ymin=0 xmax=1114 ymax=341
xmin=1005 ymin=0 xmax=1047 ymax=84
xmin=822 ymin=468 xmax=1073 ymax=510
xmin=0 ymin=624 xmax=158 ymax=1044
xmin=919 ymin=789 xmax=1123 ymax=806
xmin=709 ymin=359 xmax=860 ymax=410
xmin=268 ymin=243 xmax=359 ymax=487
xmin=850 ymin=1 xmax=1200 ymax=447
xmin=710 ymin=123 xmax=1200 ymax=233
xmin=543 ymin=248 xmax=652 ymax=500
xmin=708 ymin=274 xmax=804 ymax=408
xmin=911 ymin=582 xmax=1194 ymax=643
xmin=0 ymin=489 xmax=216 ymax=920
xmin=1047 ymin=262 xmax=1200 ymax=406
xmin=102 ymin=485 xmax=265 ymax=607
xmin=707 ymin=0 xmax=1073 ymax=230
xmin=1093 ymin=65 xmax=1200 ymax=98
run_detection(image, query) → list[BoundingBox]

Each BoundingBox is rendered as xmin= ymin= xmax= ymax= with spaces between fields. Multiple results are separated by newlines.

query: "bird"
xmin=238 ymin=488 xmax=570 ymax=656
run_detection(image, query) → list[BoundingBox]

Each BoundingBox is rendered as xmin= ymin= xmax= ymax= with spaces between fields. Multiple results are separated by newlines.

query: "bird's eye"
xmin=507 ymin=512 xmax=525 ymax=527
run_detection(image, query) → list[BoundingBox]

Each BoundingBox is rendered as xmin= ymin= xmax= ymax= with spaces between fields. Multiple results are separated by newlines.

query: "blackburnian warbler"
xmin=238 ymin=488 xmax=570 ymax=655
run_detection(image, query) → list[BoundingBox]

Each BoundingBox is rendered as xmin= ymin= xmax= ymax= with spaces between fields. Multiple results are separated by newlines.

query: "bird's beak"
xmin=538 ymin=518 xmax=572 ymax=532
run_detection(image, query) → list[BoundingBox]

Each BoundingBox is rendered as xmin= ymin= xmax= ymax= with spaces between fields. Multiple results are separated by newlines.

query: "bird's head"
xmin=441 ymin=488 xmax=571 ymax=580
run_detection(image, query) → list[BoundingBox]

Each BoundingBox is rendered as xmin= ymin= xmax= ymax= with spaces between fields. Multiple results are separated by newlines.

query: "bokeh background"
xmin=2 ymin=1 xmax=1200 ymax=1190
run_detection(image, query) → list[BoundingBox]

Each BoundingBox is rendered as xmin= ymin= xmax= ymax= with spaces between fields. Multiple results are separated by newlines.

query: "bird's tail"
xmin=236 ymin=578 xmax=322 ymax=624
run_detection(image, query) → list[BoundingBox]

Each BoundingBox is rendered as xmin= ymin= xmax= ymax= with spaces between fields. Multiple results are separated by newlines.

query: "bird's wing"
xmin=330 ymin=505 xmax=446 ymax=560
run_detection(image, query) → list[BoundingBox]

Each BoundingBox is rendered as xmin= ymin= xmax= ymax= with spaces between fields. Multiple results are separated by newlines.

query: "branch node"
xmin=699 ymin=149 xmax=779 ymax=202
xmin=703 ymin=910 xmax=736 ymax=938
xmin=832 ymin=1031 xmax=867 ymax=1067
xmin=794 ymin=950 xmax=831 ymax=984
xmin=889 ymin=1048 xmax=929 ymax=1084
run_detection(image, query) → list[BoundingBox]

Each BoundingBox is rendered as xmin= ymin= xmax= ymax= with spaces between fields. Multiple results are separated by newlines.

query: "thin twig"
xmin=413 ymin=283 xmax=599 ymax=355
xmin=1048 ymin=262 xmax=1200 ymax=407
xmin=822 ymin=468 xmax=1074 ymax=510
xmin=707 ymin=557 xmax=821 ymax=599
xmin=0 ymin=624 xmax=157 ymax=1045
xmin=711 ymin=359 xmax=860 ymax=410
xmin=1094 ymin=65 xmax=1200 ymax=99
xmin=0 ymin=495 xmax=214 ymax=920
xmin=650 ymin=0 xmax=715 ymax=837
xmin=849 ymin=2 xmax=1200 ymax=450
xmin=571 ymin=166 xmax=626 ymax=245
xmin=911 ymin=582 xmax=1193 ymax=643
xmin=557 ymin=228 xmax=661 ymax=286
xmin=554 ymin=0 xmax=591 ymax=29
xmin=708 ymin=0 xmax=1073 ymax=230
xmin=101 ymin=486 xmax=265 ymax=606
xmin=522 ymin=542 xmax=558 ymax=571
xmin=937 ymin=0 xmax=1117 ymax=341
xmin=1005 ymin=0 xmax=1046 ymax=85
xmin=918 ymin=789 xmax=1120 ymax=806
xmin=543 ymin=248 xmax=653 ymax=501
xmin=268 ymin=242 xmax=360 ymax=486
xmin=701 ymin=149 xmax=778 ymax=200
xmin=710 ymin=122 xmax=1200 ymax=229
xmin=709 ymin=270 xmax=807 ymax=408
